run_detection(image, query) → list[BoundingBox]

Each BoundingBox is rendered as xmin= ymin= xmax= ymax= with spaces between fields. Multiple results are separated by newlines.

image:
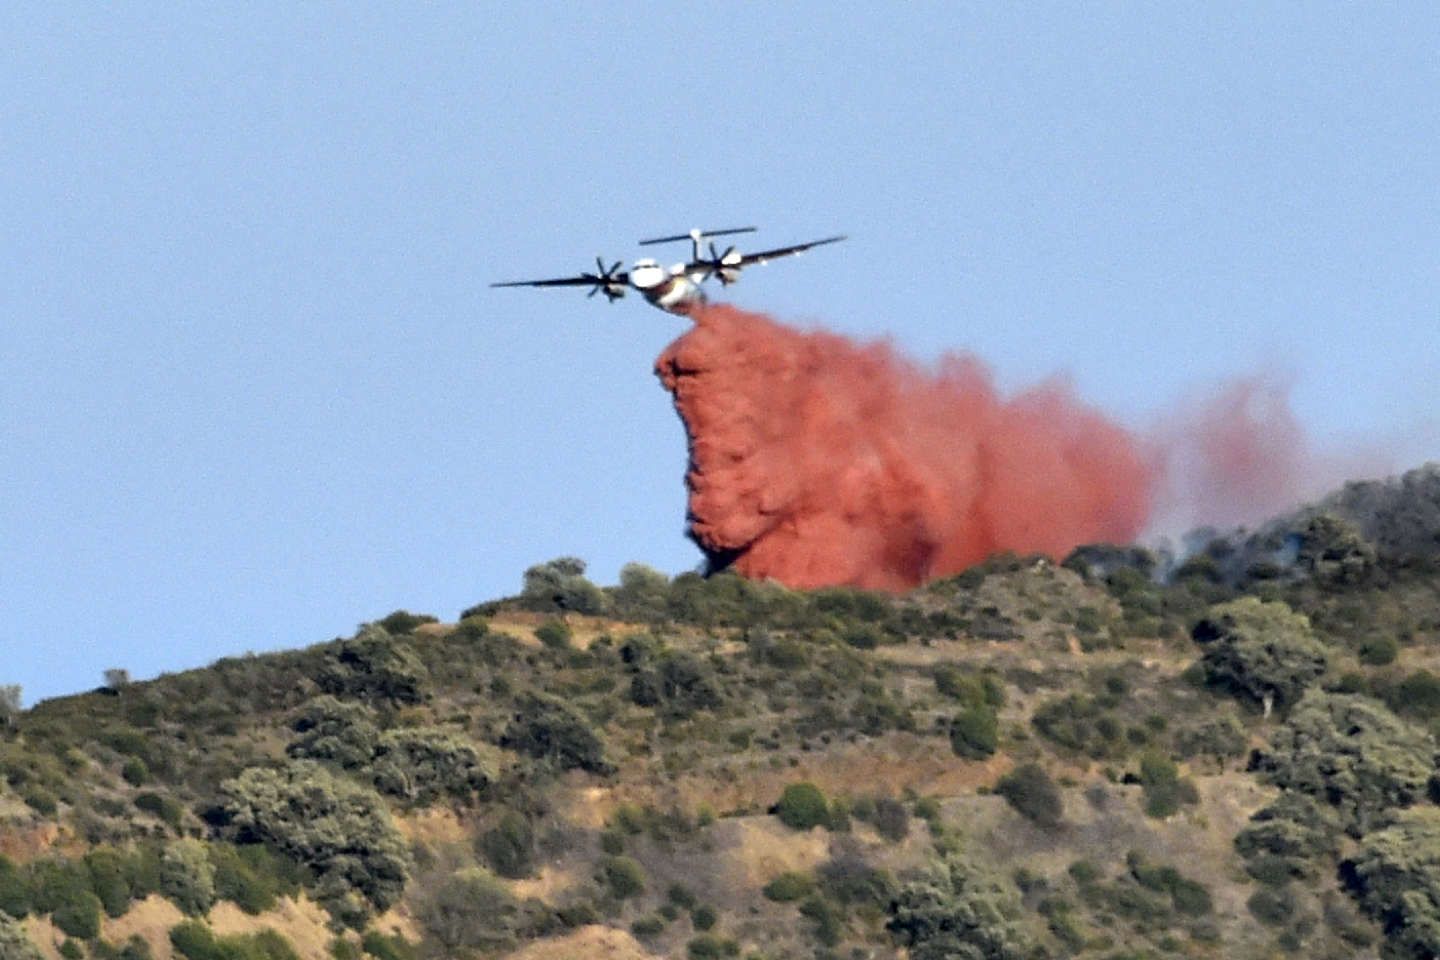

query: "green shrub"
xmin=872 ymin=797 xmax=911 ymax=843
xmin=52 ymin=890 xmax=102 ymax=940
xmin=121 ymin=757 xmax=149 ymax=786
xmin=58 ymin=940 xmax=83 ymax=960
xmin=995 ymin=763 xmax=1063 ymax=828
xmin=762 ymin=871 xmax=814 ymax=902
xmin=520 ymin=557 xmax=606 ymax=615
xmin=1255 ymin=691 xmax=1432 ymax=836
xmin=949 ymin=706 xmax=998 ymax=760
xmin=1388 ymin=670 xmax=1440 ymax=721
xmin=478 ymin=810 xmax=535 ymax=879
xmin=160 ymin=839 xmax=216 ymax=916
xmin=371 ymin=727 xmax=493 ymax=803
xmin=0 ymin=913 xmax=43 ymax=960
xmin=221 ymin=761 xmax=411 ymax=918
xmin=690 ymin=904 xmax=717 ymax=930
xmin=413 ymin=868 xmax=517 ymax=954
xmin=286 ymin=697 xmax=380 ymax=769
xmin=686 ymin=934 xmax=738 ymax=959
xmin=499 ymin=693 xmax=613 ymax=774
xmin=329 ymin=938 xmax=361 ymax=960
xmin=375 ymin=611 xmax=437 ymax=636
xmin=600 ymin=856 xmax=645 ymax=899
xmin=630 ymin=916 xmax=665 ymax=938
xmin=209 ymin=844 xmax=281 ymax=915
xmin=774 ymin=783 xmax=830 ymax=831
xmin=534 ymin=620 xmax=572 ymax=650
xmin=1346 ymin=806 xmax=1440 ymax=960
xmin=0 ymin=854 xmax=32 ymax=917
xmin=1247 ymin=887 xmax=1294 ymax=928
xmin=84 ymin=847 xmax=134 ymax=918
xmin=888 ymin=856 xmax=1034 ymax=960
xmin=1193 ymin=598 xmax=1328 ymax=714
xmin=316 ymin=626 xmax=429 ymax=705
xmin=1357 ymin=634 xmax=1399 ymax=666
xmin=358 ymin=932 xmax=415 ymax=960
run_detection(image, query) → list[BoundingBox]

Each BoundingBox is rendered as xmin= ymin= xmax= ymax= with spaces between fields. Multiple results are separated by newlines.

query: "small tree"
xmin=1193 ymin=597 xmax=1327 ymax=716
xmin=888 ymin=856 xmax=1034 ymax=960
xmin=287 ymin=696 xmax=380 ymax=768
xmin=995 ymin=763 xmax=1063 ymax=828
xmin=0 ymin=913 xmax=43 ymax=960
xmin=1345 ymin=806 xmax=1440 ymax=960
xmin=415 ymin=868 xmax=518 ymax=954
xmin=1255 ymin=691 xmax=1432 ymax=836
xmin=103 ymin=668 xmax=131 ymax=692
xmin=0 ymin=685 xmax=20 ymax=727
xmin=774 ymin=783 xmax=830 ymax=831
xmin=520 ymin=557 xmax=605 ymax=615
xmin=950 ymin=706 xmax=998 ymax=760
xmin=371 ymin=727 xmax=494 ymax=803
xmin=221 ymin=761 xmax=412 ymax=918
xmin=499 ymin=693 xmax=613 ymax=774
xmin=160 ymin=839 xmax=217 ymax=916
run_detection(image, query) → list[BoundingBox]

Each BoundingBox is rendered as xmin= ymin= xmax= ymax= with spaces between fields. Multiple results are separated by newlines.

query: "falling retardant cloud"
xmin=655 ymin=305 xmax=1388 ymax=591
xmin=656 ymin=305 xmax=1153 ymax=590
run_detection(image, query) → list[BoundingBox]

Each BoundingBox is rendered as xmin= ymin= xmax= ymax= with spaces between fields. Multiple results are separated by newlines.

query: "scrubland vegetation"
xmin=2 ymin=465 xmax=1440 ymax=959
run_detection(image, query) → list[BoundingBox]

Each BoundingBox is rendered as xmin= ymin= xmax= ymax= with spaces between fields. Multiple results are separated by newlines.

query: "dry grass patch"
xmin=507 ymin=924 xmax=658 ymax=960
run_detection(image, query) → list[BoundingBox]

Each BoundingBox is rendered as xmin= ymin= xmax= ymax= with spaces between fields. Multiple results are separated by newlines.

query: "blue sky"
xmin=4 ymin=5 xmax=1438 ymax=705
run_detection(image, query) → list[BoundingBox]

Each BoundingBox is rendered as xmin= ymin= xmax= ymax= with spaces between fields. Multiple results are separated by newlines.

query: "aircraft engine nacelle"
xmin=629 ymin=259 xmax=668 ymax=291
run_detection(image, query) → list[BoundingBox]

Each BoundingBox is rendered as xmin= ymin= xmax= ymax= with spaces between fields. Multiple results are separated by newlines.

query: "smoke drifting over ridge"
xmin=656 ymin=305 xmax=1354 ymax=591
xmin=656 ymin=305 xmax=1152 ymax=590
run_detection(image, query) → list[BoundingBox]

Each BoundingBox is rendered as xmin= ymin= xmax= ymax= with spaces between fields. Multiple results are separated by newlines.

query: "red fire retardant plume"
xmin=656 ymin=305 xmax=1154 ymax=591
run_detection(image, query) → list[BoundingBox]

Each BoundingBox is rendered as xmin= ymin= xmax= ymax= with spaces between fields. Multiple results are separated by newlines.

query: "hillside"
xmin=3 ymin=464 xmax=1440 ymax=960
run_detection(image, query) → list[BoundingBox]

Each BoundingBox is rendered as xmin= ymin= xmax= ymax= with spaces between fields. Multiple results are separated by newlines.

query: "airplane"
xmin=491 ymin=226 xmax=846 ymax=315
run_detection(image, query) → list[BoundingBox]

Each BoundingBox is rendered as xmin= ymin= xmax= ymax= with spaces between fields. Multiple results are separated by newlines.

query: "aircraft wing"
xmin=490 ymin=274 xmax=627 ymax=289
xmin=735 ymin=234 xmax=847 ymax=267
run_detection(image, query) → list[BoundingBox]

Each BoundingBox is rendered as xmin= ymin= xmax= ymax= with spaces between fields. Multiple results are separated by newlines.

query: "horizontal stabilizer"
xmin=639 ymin=226 xmax=757 ymax=246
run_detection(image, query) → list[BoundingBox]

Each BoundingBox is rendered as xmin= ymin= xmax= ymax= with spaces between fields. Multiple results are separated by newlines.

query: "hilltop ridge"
xmin=3 ymin=464 xmax=1440 ymax=960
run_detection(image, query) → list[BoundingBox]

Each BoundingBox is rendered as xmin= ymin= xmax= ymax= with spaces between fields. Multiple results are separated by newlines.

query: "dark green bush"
xmin=1247 ymin=887 xmax=1294 ymax=928
xmin=316 ymin=626 xmax=429 ymax=705
xmin=121 ymin=757 xmax=149 ymax=786
xmin=600 ymin=856 xmax=645 ymax=899
xmin=58 ymin=939 xmax=83 ymax=960
xmin=499 ymin=693 xmax=613 ymax=774
xmin=1357 ymin=634 xmax=1399 ymax=666
xmin=1255 ymin=691 xmax=1432 ymax=836
xmin=371 ymin=726 xmax=493 ymax=803
xmin=1345 ymin=806 xmax=1440 ymax=960
xmin=519 ymin=557 xmax=606 ymax=615
xmin=0 ymin=854 xmax=32 ymax=917
xmin=533 ymin=620 xmax=572 ymax=650
xmin=413 ymin=868 xmax=518 ymax=955
xmin=995 ymin=763 xmax=1063 ymax=828
xmin=221 ymin=761 xmax=411 ymax=918
xmin=762 ymin=872 xmax=814 ymax=902
xmin=209 ymin=844 xmax=282 ymax=915
xmin=1193 ymin=598 xmax=1328 ymax=714
xmin=286 ymin=697 xmax=380 ymax=769
xmin=774 ymin=783 xmax=830 ymax=831
xmin=376 ymin=611 xmax=437 ymax=636
xmin=690 ymin=904 xmax=717 ymax=930
xmin=52 ymin=890 xmax=102 ymax=940
xmin=949 ymin=706 xmax=998 ymax=760
xmin=872 ymin=797 xmax=911 ymax=842
xmin=887 ymin=856 xmax=1033 ymax=960
xmin=1387 ymin=670 xmax=1440 ymax=721
xmin=358 ymin=932 xmax=415 ymax=960
xmin=160 ymin=839 xmax=217 ymax=916
xmin=630 ymin=916 xmax=665 ymax=938
xmin=478 ymin=810 xmax=535 ymax=879
xmin=83 ymin=848 xmax=136 ymax=919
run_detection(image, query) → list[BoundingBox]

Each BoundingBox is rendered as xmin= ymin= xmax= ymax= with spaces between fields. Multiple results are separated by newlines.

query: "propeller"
xmin=702 ymin=241 xmax=744 ymax=285
xmin=581 ymin=256 xmax=626 ymax=301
